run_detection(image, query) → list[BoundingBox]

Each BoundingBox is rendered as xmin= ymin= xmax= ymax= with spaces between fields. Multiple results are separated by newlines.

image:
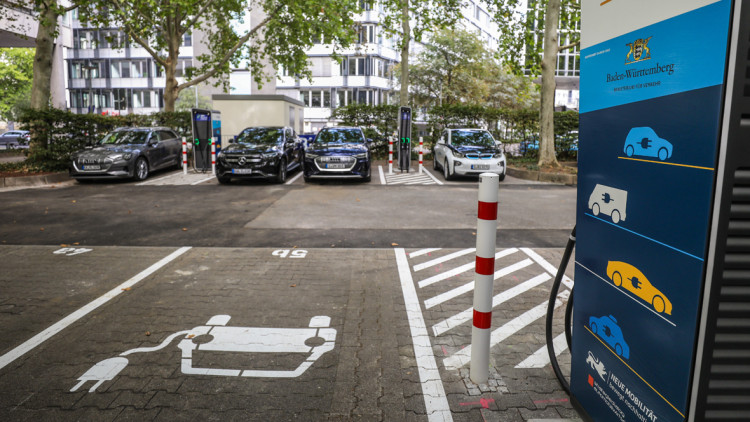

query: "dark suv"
xmin=216 ymin=126 xmax=303 ymax=184
xmin=303 ymin=127 xmax=372 ymax=182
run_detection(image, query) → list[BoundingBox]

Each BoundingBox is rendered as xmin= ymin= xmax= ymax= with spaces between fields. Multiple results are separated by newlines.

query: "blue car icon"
xmin=589 ymin=315 xmax=630 ymax=359
xmin=623 ymin=127 xmax=673 ymax=161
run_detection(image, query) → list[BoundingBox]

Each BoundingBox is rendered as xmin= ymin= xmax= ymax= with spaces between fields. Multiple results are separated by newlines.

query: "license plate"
xmin=83 ymin=165 xmax=101 ymax=170
xmin=232 ymin=169 xmax=253 ymax=174
xmin=471 ymin=164 xmax=490 ymax=170
xmin=326 ymin=163 xmax=348 ymax=169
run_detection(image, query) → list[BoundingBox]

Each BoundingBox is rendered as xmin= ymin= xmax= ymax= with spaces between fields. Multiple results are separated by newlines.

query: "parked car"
xmin=0 ymin=130 xmax=30 ymax=148
xmin=433 ymin=128 xmax=506 ymax=181
xmin=623 ymin=127 xmax=672 ymax=161
xmin=303 ymin=126 xmax=372 ymax=182
xmin=606 ymin=261 xmax=672 ymax=314
xmin=69 ymin=127 xmax=181 ymax=181
xmin=589 ymin=314 xmax=630 ymax=359
xmin=216 ymin=126 xmax=303 ymax=184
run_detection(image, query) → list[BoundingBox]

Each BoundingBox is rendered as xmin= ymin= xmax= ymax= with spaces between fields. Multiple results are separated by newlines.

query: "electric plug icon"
xmin=70 ymin=357 xmax=129 ymax=393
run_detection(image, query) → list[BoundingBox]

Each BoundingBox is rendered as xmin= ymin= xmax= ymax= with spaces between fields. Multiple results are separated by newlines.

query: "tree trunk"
xmin=29 ymin=2 xmax=59 ymax=152
xmin=399 ymin=0 xmax=410 ymax=106
xmin=162 ymin=32 xmax=181 ymax=112
xmin=539 ymin=0 xmax=560 ymax=168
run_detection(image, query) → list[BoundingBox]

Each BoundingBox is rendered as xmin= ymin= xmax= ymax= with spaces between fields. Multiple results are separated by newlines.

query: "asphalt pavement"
xmin=0 ymin=165 xmax=581 ymax=421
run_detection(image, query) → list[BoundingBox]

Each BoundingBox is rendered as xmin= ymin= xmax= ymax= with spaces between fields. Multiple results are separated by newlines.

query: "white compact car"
xmin=433 ymin=128 xmax=506 ymax=181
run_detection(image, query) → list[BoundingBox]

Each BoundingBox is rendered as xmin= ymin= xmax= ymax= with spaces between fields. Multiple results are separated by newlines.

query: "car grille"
xmin=225 ymin=155 xmax=263 ymax=166
xmin=315 ymin=156 xmax=355 ymax=164
xmin=465 ymin=153 xmax=494 ymax=159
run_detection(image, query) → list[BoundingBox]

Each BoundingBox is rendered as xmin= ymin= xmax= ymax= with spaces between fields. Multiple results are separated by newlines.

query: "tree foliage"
xmin=0 ymin=48 xmax=34 ymax=122
xmin=78 ymin=0 xmax=360 ymax=111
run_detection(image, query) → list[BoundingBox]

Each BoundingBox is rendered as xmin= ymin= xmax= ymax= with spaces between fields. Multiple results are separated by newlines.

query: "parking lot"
xmin=0 ymin=171 xmax=578 ymax=421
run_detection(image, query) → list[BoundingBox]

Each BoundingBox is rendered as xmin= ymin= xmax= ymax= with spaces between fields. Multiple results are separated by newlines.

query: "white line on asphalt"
xmin=413 ymin=248 xmax=476 ymax=272
xmin=422 ymin=168 xmax=444 ymax=185
xmin=0 ymin=247 xmax=192 ymax=371
xmin=520 ymin=248 xmax=574 ymax=289
xmin=406 ymin=180 xmax=435 ymax=185
xmin=378 ymin=166 xmax=386 ymax=185
xmin=423 ymin=259 xmax=534 ymax=309
xmin=191 ymin=175 xmax=216 ymax=185
xmin=409 ymin=248 xmax=441 ymax=258
xmin=443 ymin=290 xmax=570 ymax=370
xmin=285 ymin=171 xmax=303 ymax=185
xmin=418 ymin=248 xmax=519 ymax=288
xmin=387 ymin=176 xmax=431 ymax=184
xmin=432 ymin=273 xmax=551 ymax=336
xmin=135 ymin=171 xmax=182 ymax=186
xmin=516 ymin=332 xmax=568 ymax=369
xmin=395 ymin=248 xmax=453 ymax=422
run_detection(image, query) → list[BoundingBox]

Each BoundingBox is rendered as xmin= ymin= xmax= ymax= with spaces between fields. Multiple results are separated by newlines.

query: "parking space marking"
xmin=378 ymin=165 xmax=386 ymax=184
xmin=135 ymin=171 xmax=184 ymax=186
xmin=418 ymin=248 xmax=519 ymax=288
xmin=395 ymin=248 xmax=452 ymax=422
xmin=408 ymin=248 xmax=441 ymax=258
xmin=413 ymin=248 xmax=476 ymax=272
xmin=285 ymin=171 xmax=304 ymax=185
xmin=422 ymin=168 xmax=444 ymax=185
xmin=385 ymin=171 xmax=438 ymax=185
xmin=516 ymin=332 xmax=568 ymax=369
xmin=191 ymin=175 xmax=216 ymax=185
xmin=0 ymin=246 xmax=191 ymax=371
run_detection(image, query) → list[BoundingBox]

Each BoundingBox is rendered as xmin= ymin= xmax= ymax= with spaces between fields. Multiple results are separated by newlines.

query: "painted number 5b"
xmin=272 ymin=249 xmax=308 ymax=259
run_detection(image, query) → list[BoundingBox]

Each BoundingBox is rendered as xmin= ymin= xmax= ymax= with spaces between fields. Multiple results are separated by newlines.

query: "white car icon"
xmin=588 ymin=184 xmax=628 ymax=224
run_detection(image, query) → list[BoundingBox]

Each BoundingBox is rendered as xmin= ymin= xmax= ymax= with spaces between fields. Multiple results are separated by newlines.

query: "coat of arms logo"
xmin=625 ymin=37 xmax=652 ymax=64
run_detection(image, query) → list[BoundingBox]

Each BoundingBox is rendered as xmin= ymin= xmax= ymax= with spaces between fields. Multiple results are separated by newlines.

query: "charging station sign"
xmin=572 ymin=1 xmax=733 ymax=421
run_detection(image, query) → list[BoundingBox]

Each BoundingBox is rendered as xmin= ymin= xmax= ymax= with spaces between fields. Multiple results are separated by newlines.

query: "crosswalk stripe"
xmin=515 ymin=332 xmax=568 ymax=369
xmin=423 ymin=259 xmax=533 ymax=309
xmin=409 ymin=248 xmax=441 ymax=258
xmin=431 ymin=273 xmax=551 ymax=336
xmin=418 ymin=248 xmax=518 ymax=288
xmin=443 ymin=290 xmax=570 ymax=370
xmin=413 ymin=248 xmax=476 ymax=272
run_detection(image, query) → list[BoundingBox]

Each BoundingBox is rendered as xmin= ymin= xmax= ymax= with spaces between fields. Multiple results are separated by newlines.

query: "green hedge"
xmin=16 ymin=108 xmax=190 ymax=171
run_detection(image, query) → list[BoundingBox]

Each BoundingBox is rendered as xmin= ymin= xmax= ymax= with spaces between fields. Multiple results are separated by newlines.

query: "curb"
xmin=507 ymin=166 xmax=577 ymax=185
xmin=1 ymin=172 xmax=70 ymax=188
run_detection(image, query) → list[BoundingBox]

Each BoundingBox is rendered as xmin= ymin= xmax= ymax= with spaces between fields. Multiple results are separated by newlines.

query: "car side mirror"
xmin=148 ymin=139 xmax=158 ymax=146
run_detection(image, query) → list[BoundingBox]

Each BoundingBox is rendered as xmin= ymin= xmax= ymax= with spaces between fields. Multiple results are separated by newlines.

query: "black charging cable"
xmin=546 ymin=225 xmax=576 ymax=395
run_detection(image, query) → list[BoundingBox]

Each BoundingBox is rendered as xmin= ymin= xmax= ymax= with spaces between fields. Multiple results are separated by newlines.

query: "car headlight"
xmin=493 ymin=152 xmax=504 ymax=158
xmin=109 ymin=153 xmax=132 ymax=161
xmin=262 ymin=152 xmax=277 ymax=159
xmin=354 ymin=153 xmax=367 ymax=159
xmin=306 ymin=153 xmax=319 ymax=159
xmin=453 ymin=150 xmax=465 ymax=158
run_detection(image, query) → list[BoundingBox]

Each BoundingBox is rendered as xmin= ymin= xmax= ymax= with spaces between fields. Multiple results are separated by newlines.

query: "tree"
xmin=488 ymin=0 xmax=580 ymax=167
xmin=0 ymin=48 xmax=34 ymax=122
xmin=378 ymin=0 xmax=464 ymax=106
xmin=175 ymin=88 xmax=212 ymax=111
xmin=79 ymin=0 xmax=360 ymax=112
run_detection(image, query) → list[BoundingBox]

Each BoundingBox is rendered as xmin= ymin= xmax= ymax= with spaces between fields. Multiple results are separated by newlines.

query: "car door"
xmin=160 ymin=130 xmax=180 ymax=166
xmin=146 ymin=131 xmax=167 ymax=169
xmin=283 ymin=128 xmax=296 ymax=168
xmin=435 ymin=131 xmax=447 ymax=164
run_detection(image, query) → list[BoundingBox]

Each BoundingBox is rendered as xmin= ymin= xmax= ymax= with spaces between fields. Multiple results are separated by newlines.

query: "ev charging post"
xmin=398 ymin=106 xmax=412 ymax=172
xmin=571 ymin=1 xmax=749 ymax=421
xmin=191 ymin=109 xmax=212 ymax=171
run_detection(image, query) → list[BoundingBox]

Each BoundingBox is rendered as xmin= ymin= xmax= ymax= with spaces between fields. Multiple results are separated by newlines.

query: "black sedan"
xmin=69 ymin=127 xmax=181 ymax=181
xmin=303 ymin=127 xmax=372 ymax=182
xmin=216 ymin=126 xmax=303 ymax=184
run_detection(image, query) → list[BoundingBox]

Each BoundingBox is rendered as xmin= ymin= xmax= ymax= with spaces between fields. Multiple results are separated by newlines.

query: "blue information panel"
xmin=572 ymin=1 xmax=732 ymax=421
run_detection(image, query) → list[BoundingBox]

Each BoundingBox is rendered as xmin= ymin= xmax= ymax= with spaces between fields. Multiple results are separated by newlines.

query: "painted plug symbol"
xmin=639 ymin=138 xmax=652 ymax=149
xmin=602 ymin=193 xmax=614 ymax=203
xmin=70 ymin=357 xmax=129 ymax=393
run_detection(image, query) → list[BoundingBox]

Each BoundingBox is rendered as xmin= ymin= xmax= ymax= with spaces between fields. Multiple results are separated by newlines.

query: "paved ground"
xmin=0 ymin=166 xmax=581 ymax=421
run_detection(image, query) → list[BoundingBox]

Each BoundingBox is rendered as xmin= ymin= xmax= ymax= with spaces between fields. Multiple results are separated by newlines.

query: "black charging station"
xmin=191 ymin=108 xmax=212 ymax=171
xmin=398 ymin=106 xmax=412 ymax=172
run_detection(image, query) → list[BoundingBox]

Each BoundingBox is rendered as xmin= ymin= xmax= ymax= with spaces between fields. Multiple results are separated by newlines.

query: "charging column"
xmin=191 ymin=108 xmax=212 ymax=171
xmin=572 ymin=1 xmax=748 ymax=421
xmin=398 ymin=106 xmax=412 ymax=172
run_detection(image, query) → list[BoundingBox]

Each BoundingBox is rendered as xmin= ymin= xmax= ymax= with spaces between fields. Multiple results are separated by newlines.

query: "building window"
xmin=311 ymin=91 xmax=321 ymax=107
xmin=346 ymin=57 xmax=365 ymax=76
xmin=182 ymin=32 xmax=192 ymax=47
xmin=300 ymin=91 xmax=309 ymax=106
xmin=323 ymin=90 xmax=331 ymax=107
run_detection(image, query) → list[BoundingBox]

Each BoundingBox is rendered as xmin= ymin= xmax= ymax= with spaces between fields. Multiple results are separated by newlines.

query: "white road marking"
xmin=516 ymin=332 xmax=568 ymax=369
xmin=395 ymin=248 xmax=452 ymax=421
xmin=0 ymin=247 xmax=192 ymax=371
xmin=191 ymin=175 xmax=216 ymax=185
xmin=413 ymin=248 xmax=476 ymax=272
xmin=285 ymin=171 xmax=303 ymax=185
xmin=418 ymin=248 xmax=519 ymax=288
xmin=423 ymin=259 xmax=534 ymax=309
xmin=520 ymin=248 xmax=574 ymax=289
xmin=443 ymin=290 xmax=570 ymax=370
xmin=378 ymin=166 xmax=386 ymax=185
xmin=135 ymin=171 xmax=183 ymax=186
xmin=409 ymin=248 xmax=441 ymax=258
xmin=432 ymin=273 xmax=551 ymax=336
xmin=422 ymin=168 xmax=444 ymax=185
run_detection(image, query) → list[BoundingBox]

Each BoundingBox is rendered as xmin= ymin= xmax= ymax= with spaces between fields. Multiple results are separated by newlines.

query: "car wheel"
xmin=590 ymin=322 xmax=598 ymax=335
xmin=615 ymin=344 xmax=623 ymax=357
xmin=498 ymin=171 xmax=506 ymax=182
xmin=658 ymin=147 xmax=668 ymax=161
xmin=433 ymin=153 xmax=439 ymax=170
xmin=134 ymin=157 xmax=149 ymax=181
xmin=276 ymin=159 xmax=287 ymax=183
xmin=652 ymin=296 xmax=666 ymax=313
xmin=592 ymin=203 xmax=600 ymax=216
xmin=612 ymin=271 xmax=622 ymax=287
xmin=611 ymin=209 xmax=621 ymax=224
xmin=626 ymin=145 xmax=634 ymax=157
xmin=217 ymin=175 xmax=231 ymax=184
xmin=362 ymin=165 xmax=371 ymax=183
xmin=443 ymin=160 xmax=453 ymax=181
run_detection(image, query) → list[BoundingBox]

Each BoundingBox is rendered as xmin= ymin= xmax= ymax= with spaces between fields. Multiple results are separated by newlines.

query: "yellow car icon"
xmin=606 ymin=261 xmax=672 ymax=315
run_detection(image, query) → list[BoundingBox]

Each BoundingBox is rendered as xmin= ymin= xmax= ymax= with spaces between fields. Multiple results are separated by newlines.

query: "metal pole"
xmin=182 ymin=137 xmax=188 ymax=175
xmin=388 ymin=137 xmax=393 ymax=175
xmin=419 ymin=136 xmax=423 ymax=174
xmin=470 ymin=173 xmax=499 ymax=384
xmin=211 ymin=139 xmax=216 ymax=176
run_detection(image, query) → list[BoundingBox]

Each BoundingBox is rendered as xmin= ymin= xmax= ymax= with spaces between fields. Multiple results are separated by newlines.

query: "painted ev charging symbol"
xmin=71 ymin=315 xmax=336 ymax=393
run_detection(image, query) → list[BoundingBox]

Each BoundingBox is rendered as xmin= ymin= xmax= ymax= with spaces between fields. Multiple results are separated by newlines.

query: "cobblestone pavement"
xmin=0 ymin=245 xmax=579 ymax=421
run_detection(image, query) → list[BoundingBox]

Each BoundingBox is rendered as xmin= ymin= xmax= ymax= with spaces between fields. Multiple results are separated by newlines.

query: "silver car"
xmin=433 ymin=128 xmax=506 ymax=181
xmin=69 ymin=127 xmax=181 ymax=181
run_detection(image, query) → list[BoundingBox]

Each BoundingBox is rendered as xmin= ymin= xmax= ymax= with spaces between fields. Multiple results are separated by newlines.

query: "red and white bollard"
xmin=182 ymin=137 xmax=188 ymax=174
xmin=388 ymin=137 xmax=394 ymax=175
xmin=470 ymin=173 xmax=499 ymax=384
xmin=211 ymin=139 xmax=216 ymax=175
xmin=418 ymin=137 xmax=423 ymax=174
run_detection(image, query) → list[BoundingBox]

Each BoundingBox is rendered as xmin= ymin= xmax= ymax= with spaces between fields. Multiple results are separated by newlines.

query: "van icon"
xmin=588 ymin=184 xmax=628 ymax=224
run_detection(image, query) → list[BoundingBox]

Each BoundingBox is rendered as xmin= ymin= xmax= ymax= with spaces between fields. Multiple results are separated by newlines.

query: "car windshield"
xmin=98 ymin=131 xmax=149 ymax=145
xmin=315 ymin=129 xmax=364 ymax=145
xmin=235 ymin=127 xmax=283 ymax=146
xmin=451 ymin=130 xmax=495 ymax=147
